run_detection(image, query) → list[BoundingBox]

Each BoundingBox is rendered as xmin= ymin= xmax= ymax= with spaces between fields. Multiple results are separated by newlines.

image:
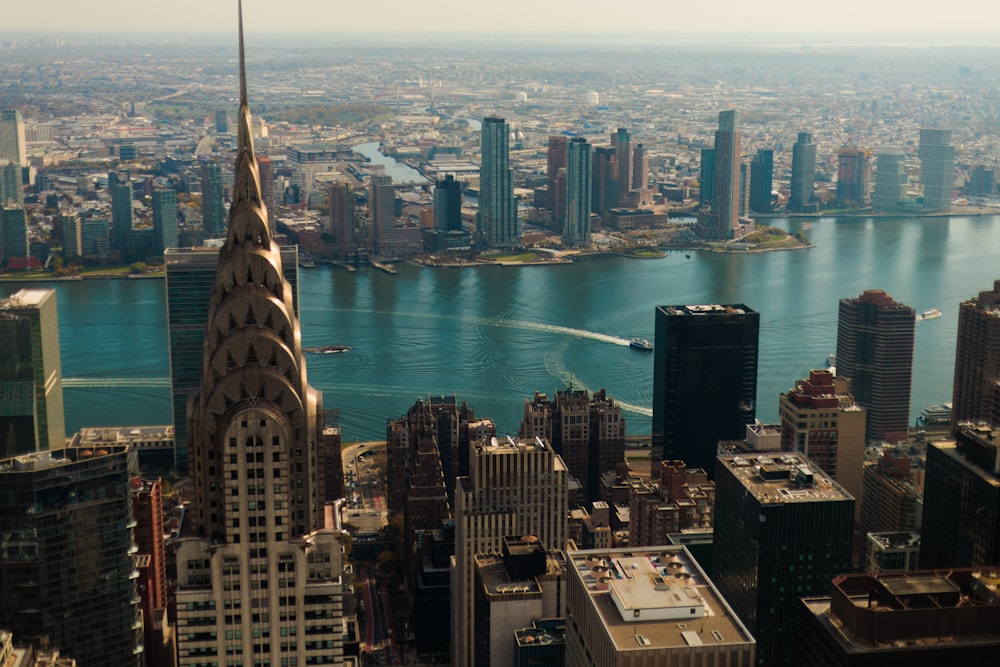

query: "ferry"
xmin=629 ymin=338 xmax=653 ymax=351
xmin=921 ymin=308 xmax=942 ymax=320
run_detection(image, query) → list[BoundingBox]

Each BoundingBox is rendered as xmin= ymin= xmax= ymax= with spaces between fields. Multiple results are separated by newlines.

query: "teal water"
xmin=6 ymin=215 xmax=1000 ymax=442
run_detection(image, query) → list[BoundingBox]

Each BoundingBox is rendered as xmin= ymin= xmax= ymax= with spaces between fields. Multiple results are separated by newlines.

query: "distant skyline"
xmin=4 ymin=1 xmax=1000 ymax=41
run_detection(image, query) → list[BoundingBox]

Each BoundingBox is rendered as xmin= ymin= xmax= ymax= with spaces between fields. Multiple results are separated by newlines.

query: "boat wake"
xmin=63 ymin=377 xmax=171 ymax=388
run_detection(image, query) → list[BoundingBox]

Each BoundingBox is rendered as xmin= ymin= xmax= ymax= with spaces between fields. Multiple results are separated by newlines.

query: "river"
xmin=5 ymin=213 xmax=1000 ymax=443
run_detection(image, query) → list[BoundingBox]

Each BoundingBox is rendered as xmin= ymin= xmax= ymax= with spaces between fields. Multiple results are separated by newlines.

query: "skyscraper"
xmin=697 ymin=111 xmax=743 ymax=239
xmin=257 ymin=154 xmax=274 ymax=232
xmin=215 ymin=109 xmax=229 ymax=134
xmin=749 ymin=148 xmax=773 ymax=214
xmin=328 ymin=179 xmax=356 ymax=252
xmin=836 ymin=148 xmax=873 ymax=207
xmin=591 ymin=146 xmax=619 ymax=219
xmin=0 ymin=161 xmax=22 ymax=205
xmin=0 ymin=289 xmax=65 ymax=456
xmin=562 ymin=136 xmax=592 ymax=247
xmin=836 ymin=290 xmax=915 ymax=443
xmin=699 ymin=148 xmax=716 ymax=207
xmin=451 ymin=436 xmax=568 ymax=667
xmin=652 ymin=304 xmax=759 ymax=475
xmin=151 ymin=187 xmax=178 ymax=254
xmin=612 ymin=127 xmax=632 ymax=205
xmin=0 ymin=110 xmax=26 ymax=166
xmin=918 ymin=128 xmax=955 ymax=212
xmin=631 ymin=141 xmax=648 ymax=191
xmin=952 ymin=280 xmax=1000 ymax=427
xmin=200 ymin=161 xmax=225 ymax=236
xmin=110 ymin=179 xmax=133 ymax=250
xmin=433 ymin=173 xmax=462 ymax=232
xmin=174 ymin=7 xmax=345 ymax=666
xmin=369 ymin=173 xmax=395 ymax=252
xmin=546 ymin=135 xmax=567 ymax=219
xmin=789 ymin=132 xmax=816 ymax=211
xmin=872 ymin=147 xmax=907 ymax=211
xmin=0 ymin=446 xmax=143 ymax=667
xmin=0 ymin=204 xmax=28 ymax=261
xmin=478 ymin=116 xmax=518 ymax=247
xmin=715 ymin=450 xmax=854 ymax=667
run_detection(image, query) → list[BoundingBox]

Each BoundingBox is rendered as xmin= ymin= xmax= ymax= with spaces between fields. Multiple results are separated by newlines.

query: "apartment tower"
xmin=789 ymin=132 xmax=816 ymax=211
xmin=478 ymin=116 xmax=518 ymax=247
xmin=918 ymin=128 xmax=955 ymax=212
xmin=951 ymin=280 xmax=1000 ymax=427
xmin=563 ymin=136 xmax=592 ymax=247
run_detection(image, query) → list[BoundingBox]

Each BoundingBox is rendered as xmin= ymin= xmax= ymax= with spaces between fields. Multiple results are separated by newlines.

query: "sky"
xmin=4 ymin=0 xmax=1000 ymax=40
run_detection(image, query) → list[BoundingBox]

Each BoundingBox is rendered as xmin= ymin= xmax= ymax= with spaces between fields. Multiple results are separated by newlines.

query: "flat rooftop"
xmin=1 ymin=288 xmax=51 ymax=307
xmin=720 ymin=453 xmax=852 ymax=504
xmin=568 ymin=546 xmax=754 ymax=651
xmin=658 ymin=304 xmax=755 ymax=316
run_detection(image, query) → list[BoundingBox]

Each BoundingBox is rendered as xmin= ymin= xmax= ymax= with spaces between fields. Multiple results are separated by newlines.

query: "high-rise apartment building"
xmin=174 ymin=8 xmax=345 ymax=666
xmin=433 ymin=174 xmax=462 ymax=232
xmin=709 ymin=110 xmax=742 ymax=238
xmin=0 ymin=110 xmax=26 ymax=166
xmin=564 ymin=546 xmax=756 ymax=667
xmin=110 ymin=179 xmax=133 ymax=250
xmin=699 ymin=148 xmax=716 ymax=207
xmin=0 ymin=161 xmax=22 ymax=205
xmin=921 ymin=426 xmax=1000 ymax=568
xmin=563 ymin=137 xmax=592 ymax=247
xmin=836 ymin=290 xmax=915 ymax=443
xmin=779 ymin=369 xmax=867 ymax=518
xmin=0 ymin=289 xmax=64 ymax=456
xmin=520 ymin=388 xmax=625 ymax=503
xmin=0 ymin=446 xmax=143 ymax=667
xmin=918 ymin=128 xmax=955 ymax=212
xmin=200 ymin=161 xmax=225 ymax=236
xmin=836 ymin=148 xmax=873 ymax=207
xmin=368 ymin=173 xmax=395 ymax=252
xmin=1 ymin=204 xmax=28 ymax=262
xmin=631 ymin=142 xmax=648 ymax=191
xmin=859 ymin=447 xmax=921 ymax=538
xmin=215 ymin=109 xmax=228 ymax=134
xmin=164 ymin=240 xmax=299 ymax=473
xmin=151 ymin=188 xmax=178 ymax=254
xmin=612 ymin=127 xmax=632 ymax=206
xmin=591 ymin=146 xmax=619 ymax=219
xmin=715 ymin=451 xmax=854 ymax=667
xmin=872 ymin=147 xmax=907 ymax=211
xmin=451 ymin=436 xmax=568 ymax=667
xmin=951 ymin=280 xmax=1000 ymax=427
xmin=652 ymin=304 xmax=759 ymax=475
xmin=328 ymin=180 xmax=356 ymax=253
xmin=968 ymin=165 xmax=995 ymax=196
xmin=478 ymin=116 xmax=518 ymax=247
xmin=546 ymin=135 xmax=567 ymax=220
xmin=789 ymin=132 xmax=816 ymax=211
xmin=749 ymin=148 xmax=773 ymax=214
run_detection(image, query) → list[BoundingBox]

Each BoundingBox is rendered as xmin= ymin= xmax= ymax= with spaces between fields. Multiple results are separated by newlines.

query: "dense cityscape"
xmin=3 ymin=3 xmax=1000 ymax=667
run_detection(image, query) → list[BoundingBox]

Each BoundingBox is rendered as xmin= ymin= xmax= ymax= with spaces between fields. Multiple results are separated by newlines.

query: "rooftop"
xmin=658 ymin=304 xmax=755 ymax=317
xmin=0 ymin=288 xmax=51 ymax=308
xmin=719 ymin=453 xmax=853 ymax=504
xmin=567 ymin=546 xmax=754 ymax=651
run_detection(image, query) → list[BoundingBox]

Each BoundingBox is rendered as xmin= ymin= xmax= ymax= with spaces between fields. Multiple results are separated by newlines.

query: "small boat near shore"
xmin=921 ymin=308 xmax=942 ymax=320
xmin=629 ymin=337 xmax=653 ymax=351
xmin=304 ymin=345 xmax=351 ymax=354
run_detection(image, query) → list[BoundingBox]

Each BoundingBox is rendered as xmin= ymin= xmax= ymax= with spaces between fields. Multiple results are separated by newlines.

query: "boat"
xmin=921 ymin=309 xmax=942 ymax=320
xmin=629 ymin=338 xmax=653 ymax=351
xmin=299 ymin=259 xmax=316 ymax=268
xmin=304 ymin=345 xmax=351 ymax=354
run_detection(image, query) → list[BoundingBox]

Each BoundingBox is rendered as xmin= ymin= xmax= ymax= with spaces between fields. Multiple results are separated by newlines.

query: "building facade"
xmin=433 ymin=174 xmax=462 ymax=232
xmin=562 ymin=137 xmax=592 ymax=247
xmin=328 ymin=180 xmax=356 ymax=254
xmin=836 ymin=148 xmax=873 ymax=207
xmin=789 ymin=132 xmax=816 ymax=211
xmin=749 ymin=148 xmax=773 ymax=214
xmin=0 ymin=110 xmax=26 ymax=166
xmin=951 ymin=279 xmax=1000 ymax=427
xmin=151 ymin=188 xmax=178 ymax=254
xmin=918 ymin=128 xmax=955 ymax=212
xmin=200 ymin=162 xmax=225 ymax=236
xmin=478 ymin=116 xmax=518 ymax=247
xmin=872 ymin=147 xmax=907 ymax=211
xmin=836 ymin=290 xmax=915 ymax=443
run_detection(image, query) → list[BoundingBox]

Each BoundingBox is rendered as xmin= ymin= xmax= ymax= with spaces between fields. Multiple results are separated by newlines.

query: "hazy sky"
xmin=4 ymin=0 xmax=1000 ymax=38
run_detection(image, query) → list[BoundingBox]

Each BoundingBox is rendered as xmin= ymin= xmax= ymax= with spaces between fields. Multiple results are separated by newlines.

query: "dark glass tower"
xmin=789 ymin=132 xmax=816 ymax=211
xmin=151 ymin=187 xmax=178 ymax=254
xmin=652 ymin=304 xmax=759 ymax=474
xmin=699 ymin=148 xmax=716 ymax=206
xmin=434 ymin=174 xmax=462 ymax=232
xmin=478 ymin=116 xmax=518 ymax=247
xmin=562 ymin=137 xmax=592 ymax=247
xmin=200 ymin=161 xmax=225 ymax=235
xmin=749 ymin=148 xmax=773 ymax=214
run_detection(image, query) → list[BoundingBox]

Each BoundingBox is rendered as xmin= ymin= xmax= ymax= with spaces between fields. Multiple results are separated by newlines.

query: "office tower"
xmin=199 ymin=162 xmax=225 ymax=235
xmin=789 ymin=132 xmax=816 ymax=210
xmin=451 ymin=436 xmax=568 ymax=667
xmin=0 ymin=110 xmax=26 ymax=166
xmin=652 ymin=304 xmax=759 ymax=475
xmin=369 ymin=173 xmax=395 ymax=252
xmin=921 ymin=426 xmax=1000 ymax=568
xmin=951 ymin=280 xmax=1000 ymax=427
xmin=165 ymin=222 xmax=299 ymax=475
xmin=0 ymin=161 xmax=22 ymax=205
xmin=62 ymin=211 xmax=82 ymax=258
xmin=836 ymin=290 xmax=915 ymax=443
xmin=918 ymin=128 xmax=955 ymax=212
xmin=151 ymin=188 xmax=178 ymax=254
xmin=546 ymin=135 xmax=567 ymax=219
xmin=699 ymin=148 xmax=716 ymax=206
xmin=799 ymin=569 xmax=1000 ymax=666
xmin=563 ymin=136 xmax=592 ymax=247
xmin=520 ymin=388 xmax=625 ymax=503
xmin=328 ymin=180 xmax=356 ymax=252
xmin=836 ymin=148 xmax=873 ymax=207
xmin=715 ymin=451 xmax=853 ymax=667
xmin=860 ymin=448 xmax=922 ymax=571
xmin=0 ymin=289 xmax=64 ymax=457
xmin=0 ymin=446 xmax=143 ymax=667
xmin=612 ymin=127 xmax=632 ymax=205
xmin=968 ymin=165 xmax=995 ymax=196
xmin=872 ymin=147 xmax=907 ymax=211
xmin=215 ymin=109 xmax=228 ymax=134
xmin=749 ymin=148 xmax=773 ymax=214
xmin=564 ymin=546 xmax=756 ymax=667
xmin=473 ymin=538 xmax=567 ymax=666
xmin=1 ymin=204 xmax=28 ymax=261
xmin=174 ymin=7 xmax=345 ymax=667
xmin=433 ymin=174 xmax=462 ymax=232
xmin=712 ymin=110 xmax=742 ymax=237
xmin=478 ymin=116 xmax=518 ymax=247
xmin=631 ymin=142 xmax=648 ymax=191
xmin=628 ymin=459 xmax=715 ymax=547
xmin=130 ymin=477 xmax=169 ymax=658
xmin=257 ymin=155 xmax=274 ymax=232
xmin=779 ymin=370 xmax=867 ymax=518
xmin=109 ymin=179 xmax=133 ymax=250
xmin=591 ymin=146 xmax=619 ymax=218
